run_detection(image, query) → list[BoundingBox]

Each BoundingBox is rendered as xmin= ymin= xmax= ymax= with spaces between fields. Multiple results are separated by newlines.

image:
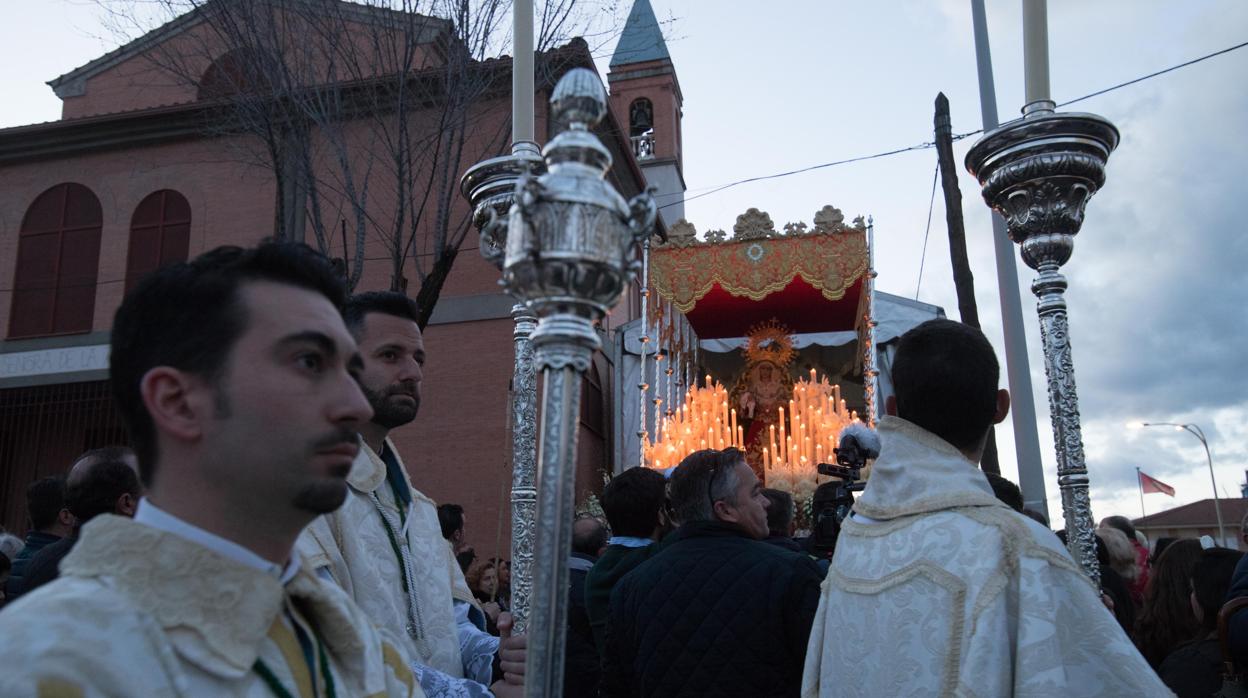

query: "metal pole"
xmin=865 ymin=217 xmax=878 ymax=426
xmin=970 ymin=0 xmax=1047 ymax=516
xmin=965 ymin=1 xmax=1119 ymax=588
xmin=1191 ymin=425 xmax=1226 ymax=544
xmin=1137 ymin=467 xmax=1145 ymax=520
xmin=1021 ymin=0 xmax=1051 ymax=110
xmin=507 ymin=304 xmax=538 ymax=631
xmin=512 ymin=0 xmax=536 ymax=154
xmin=638 ymin=239 xmax=652 ymax=462
xmin=459 ymin=0 xmax=542 ymax=631
xmin=1145 ymin=422 xmax=1224 ymax=544
xmin=505 ymin=69 xmax=656 ymax=698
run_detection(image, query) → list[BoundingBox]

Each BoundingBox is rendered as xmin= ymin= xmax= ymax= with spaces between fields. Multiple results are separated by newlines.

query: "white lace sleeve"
xmin=409 ymin=662 xmax=494 ymax=698
xmin=454 ymin=599 xmax=500 ymax=685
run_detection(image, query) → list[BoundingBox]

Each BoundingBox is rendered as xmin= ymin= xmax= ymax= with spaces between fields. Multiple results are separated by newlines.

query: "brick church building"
xmin=0 ymin=0 xmax=685 ymax=553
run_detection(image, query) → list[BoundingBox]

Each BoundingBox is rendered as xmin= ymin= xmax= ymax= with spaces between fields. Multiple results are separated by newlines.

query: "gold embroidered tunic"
xmin=297 ymin=439 xmax=475 ymax=680
xmin=802 ymin=417 xmax=1173 ymax=698
xmin=0 ymin=515 xmax=421 ymax=697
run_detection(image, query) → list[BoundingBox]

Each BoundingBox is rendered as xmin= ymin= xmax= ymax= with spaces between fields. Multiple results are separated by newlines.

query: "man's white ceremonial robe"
xmin=802 ymin=417 xmax=1173 ymax=698
xmin=0 ymin=513 xmax=422 ymax=697
xmin=297 ymin=439 xmax=495 ymax=694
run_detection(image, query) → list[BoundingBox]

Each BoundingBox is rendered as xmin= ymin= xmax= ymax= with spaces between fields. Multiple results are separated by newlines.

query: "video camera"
xmin=809 ymin=423 xmax=880 ymax=559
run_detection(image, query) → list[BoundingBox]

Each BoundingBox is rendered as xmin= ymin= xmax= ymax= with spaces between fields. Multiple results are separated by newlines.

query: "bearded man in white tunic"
xmin=0 ymin=244 xmax=423 ymax=697
xmin=802 ymin=319 xmax=1172 ymax=697
xmin=296 ymin=291 xmax=525 ymax=698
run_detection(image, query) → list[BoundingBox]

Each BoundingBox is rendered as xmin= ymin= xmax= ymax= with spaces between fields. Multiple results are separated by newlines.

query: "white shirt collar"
xmin=134 ymin=498 xmax=299 ymax=584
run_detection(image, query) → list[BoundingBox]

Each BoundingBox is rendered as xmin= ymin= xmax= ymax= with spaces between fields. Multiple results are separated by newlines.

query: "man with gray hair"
xmin=603 ymin=448 xmax=823 ymax=697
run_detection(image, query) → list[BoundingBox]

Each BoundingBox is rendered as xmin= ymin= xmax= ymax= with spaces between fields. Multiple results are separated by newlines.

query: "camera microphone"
xmin=837 ymin=422 xmax=881 ymax=463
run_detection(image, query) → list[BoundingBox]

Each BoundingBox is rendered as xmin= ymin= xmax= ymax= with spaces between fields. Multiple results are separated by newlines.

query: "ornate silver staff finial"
xmin=965 ymin=110 xmax=1118 ymax=588
xmin=504 ymin=66 xmax=655 ymax=698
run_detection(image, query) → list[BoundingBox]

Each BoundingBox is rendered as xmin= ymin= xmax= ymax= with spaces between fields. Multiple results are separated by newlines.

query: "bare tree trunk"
xmin=414 ymin=246 xmax=458 ymax=329
xmin=935 ymin=92 xmax=1000 ymax=474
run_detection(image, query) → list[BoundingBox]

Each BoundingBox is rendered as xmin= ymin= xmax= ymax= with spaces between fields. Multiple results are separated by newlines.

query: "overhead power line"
xmin=659 ymin=38 xmax=1248 ymax=211
xmin=914 ymin=162 xmax=941 ymax=300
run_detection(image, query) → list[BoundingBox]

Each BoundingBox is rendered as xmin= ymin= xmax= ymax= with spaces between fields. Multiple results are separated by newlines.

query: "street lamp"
xmin=1139 ymin=422 xmax=1224 ymax=543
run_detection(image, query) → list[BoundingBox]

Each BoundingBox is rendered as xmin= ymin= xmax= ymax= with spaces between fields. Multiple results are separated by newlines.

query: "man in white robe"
xmin=296 ymin=291 xmax=524 ymax=698
xmin=0 ymin=243 xmax=423 ymax=697
xmin=802 ymin=319 xmax=1172 ymax=697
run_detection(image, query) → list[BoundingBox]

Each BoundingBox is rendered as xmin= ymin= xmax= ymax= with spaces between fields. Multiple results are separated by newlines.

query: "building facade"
xmin=0 ymin=0 xmax=680 ymax=552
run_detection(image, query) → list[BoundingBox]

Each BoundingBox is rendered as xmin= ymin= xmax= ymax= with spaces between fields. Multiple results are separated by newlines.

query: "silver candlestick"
xmin=965 ymin=106 xmax=1118 ymax=588
xmin=504 ymin=67 xmax=655 ymax=698
xmin=461 ymin=145 xmax=544 ymax=632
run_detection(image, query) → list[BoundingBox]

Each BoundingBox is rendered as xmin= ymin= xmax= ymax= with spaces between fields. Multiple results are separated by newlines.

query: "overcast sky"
xmin=3 ymin=0 xmax=1246 ymax=529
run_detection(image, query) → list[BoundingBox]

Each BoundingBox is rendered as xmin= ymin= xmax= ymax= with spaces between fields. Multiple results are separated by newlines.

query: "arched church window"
xmin=629 ymin=98 xmax=656 ymax=160
xmin=10 ymin=183 xmax=103 ymax=338
xmin=198 ymin=49 xmax=273 ymax=100
xmin=629 ymin=98 xmax=654 ymax=137
xmin=126 ymin=190 xmax=192 ymax=293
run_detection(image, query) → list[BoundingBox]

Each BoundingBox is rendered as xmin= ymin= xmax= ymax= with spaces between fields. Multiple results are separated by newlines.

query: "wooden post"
xmin=934 ymin=92 xmax=1000 ymax=474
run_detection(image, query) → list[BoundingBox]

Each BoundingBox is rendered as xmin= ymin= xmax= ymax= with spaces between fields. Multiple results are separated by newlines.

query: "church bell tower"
xmin=607 ymin=0 xmax=685 ymax=228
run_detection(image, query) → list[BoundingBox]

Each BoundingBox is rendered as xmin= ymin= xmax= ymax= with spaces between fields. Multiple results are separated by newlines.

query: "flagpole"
xmin=1137 ymin=467 xmax=1146 ymax=520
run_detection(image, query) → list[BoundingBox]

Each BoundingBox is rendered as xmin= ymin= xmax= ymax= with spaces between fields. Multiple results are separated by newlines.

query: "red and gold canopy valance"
xmin=650 ymin=206 xmax=869 ymax=338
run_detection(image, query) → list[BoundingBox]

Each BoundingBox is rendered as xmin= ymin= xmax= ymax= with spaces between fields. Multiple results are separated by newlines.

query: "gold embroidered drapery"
xmin=650 ymin=229 xmax=869 ymax=313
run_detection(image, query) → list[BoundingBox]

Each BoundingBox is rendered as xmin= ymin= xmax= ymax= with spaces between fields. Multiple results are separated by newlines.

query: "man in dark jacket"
xmin=762 ymin=488 xmax=801 ymax=553
xmin=566 ymin=516 xmax=608 ymax=696
xmin=4 ymin=476 xmax=74 ymax=600
xmin=604 ymin=448 xmax=823 ymax=698
xmin=585 ymin=465 xmax=672 ymax=655
xmin=19 ymin=447 xmax=141 ymax=597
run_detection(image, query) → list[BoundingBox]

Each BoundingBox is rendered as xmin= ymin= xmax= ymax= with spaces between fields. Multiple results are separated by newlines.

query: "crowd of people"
xmin=0 ymin=241 xmax=1244 ymax=697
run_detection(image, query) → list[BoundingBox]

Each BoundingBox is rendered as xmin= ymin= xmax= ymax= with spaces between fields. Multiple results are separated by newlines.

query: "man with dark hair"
xmin=297 ymin=290 xmax=524 ymax=698
xmin=16 ymin=447 xmax=142 ymax=598
xmin=4 ymin=476 xmax=74 ymax=600
xmin=762 ymin=487 xmax=800 ymax=551
xmin=604 ymin=448 xmax=823 ymax=697
xmin=984 ymin=471 xmax=1025 ymax=513
xmin=803 ymin=319 xmax=1166 ymax=696
xmin=585 ymin=465 xmax=671 ymax=654
xmin=0 ymin=243 xmax=423 ymax=696
xmin=438 ymin=503 xmax=476 ymax=572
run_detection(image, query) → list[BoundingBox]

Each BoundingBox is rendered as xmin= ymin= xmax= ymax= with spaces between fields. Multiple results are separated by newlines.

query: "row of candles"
xmin=643 ymin=376 xmax=744 ymax=472
xmin=763 ymin=368 xmax=857 ymax=474
xmin=643 ymin=369 xmax=859 ymax=486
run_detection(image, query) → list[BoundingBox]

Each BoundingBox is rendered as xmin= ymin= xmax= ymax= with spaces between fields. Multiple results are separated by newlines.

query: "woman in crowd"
xmin=1158 ymin=547 xmax=1244 ymax=697
xmin=466 ymin=560 xmax=503 ymax=635
xmin=1102 ymin=515 xmax=1151 ymax=605
xmin=1094 ymin=530 xmax=1136 ymax=634
xmin=1098 ymin=527 xmax=1141 ymax=602
xmin=1135 ymin=538 xmax=1203 ymax=668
